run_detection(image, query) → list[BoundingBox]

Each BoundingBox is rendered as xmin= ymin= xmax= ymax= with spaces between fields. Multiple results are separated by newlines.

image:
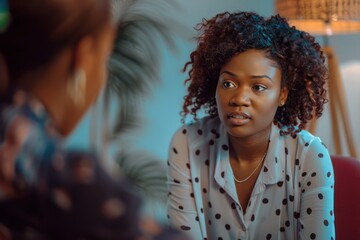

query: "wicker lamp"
xmin=276 ymin=0 xmax=360 ymax=158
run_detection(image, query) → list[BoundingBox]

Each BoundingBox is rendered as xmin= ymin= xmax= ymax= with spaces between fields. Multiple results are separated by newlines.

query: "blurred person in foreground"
xmin=0 ymin=0 xmax=186 ymax=239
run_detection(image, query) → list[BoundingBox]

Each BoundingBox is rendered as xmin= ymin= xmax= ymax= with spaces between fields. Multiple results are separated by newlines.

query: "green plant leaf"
xmin=107 ymin=0 xmax=181 ymax=138
xmin=115 ymin=150 xmax=168 ymax=202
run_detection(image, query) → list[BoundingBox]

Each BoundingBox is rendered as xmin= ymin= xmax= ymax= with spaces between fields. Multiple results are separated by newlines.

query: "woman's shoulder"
xmin=296 ymin=129 xmax=326 ymax=150
xmin=277 ymin=125 xmax=325 ymax=149
xmin=291 ymin=129 xmax=330 ymax=167
xmin=278 ymin=126 xmax=329 ymax=160
xmin=171 ymin=116 xmax=220 ymax=143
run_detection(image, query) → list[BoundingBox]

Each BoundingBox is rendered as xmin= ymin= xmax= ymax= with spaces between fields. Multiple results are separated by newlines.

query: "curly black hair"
xmin=181 ymin=11 xmax=327 ymax=136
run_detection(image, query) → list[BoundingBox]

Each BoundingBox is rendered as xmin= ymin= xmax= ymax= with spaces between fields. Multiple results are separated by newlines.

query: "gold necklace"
xmin=232 ymin=143 xmax=269 ymax=184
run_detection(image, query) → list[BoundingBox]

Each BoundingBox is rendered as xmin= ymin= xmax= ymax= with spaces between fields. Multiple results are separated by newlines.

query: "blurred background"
xmin=65 ymin=0 xmax=360 ymax=220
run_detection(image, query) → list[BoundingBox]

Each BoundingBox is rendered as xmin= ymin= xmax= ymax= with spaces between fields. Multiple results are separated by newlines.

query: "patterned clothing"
xmin=167 ymin=116 xmax=335 ymax=240
xmin=0 ymin=91 xmax=138 ymax=239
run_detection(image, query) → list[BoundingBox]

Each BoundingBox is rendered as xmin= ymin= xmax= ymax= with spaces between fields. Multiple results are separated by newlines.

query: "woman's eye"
xmin=253 ymin=84 xmax=267 ymax=91
xmin=223 ymin=81 xmax=235 ymax=89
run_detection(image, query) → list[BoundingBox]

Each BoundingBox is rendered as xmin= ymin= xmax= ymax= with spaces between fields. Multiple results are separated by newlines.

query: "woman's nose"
xmin=229 ymin=87 xmax=250 ymax=106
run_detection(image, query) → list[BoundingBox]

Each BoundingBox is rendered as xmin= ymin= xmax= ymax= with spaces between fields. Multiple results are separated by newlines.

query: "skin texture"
xmin=215 ymin=49 xmax=288 ymax=210
xmin=216 ymin=49 xmax=288 ymax=142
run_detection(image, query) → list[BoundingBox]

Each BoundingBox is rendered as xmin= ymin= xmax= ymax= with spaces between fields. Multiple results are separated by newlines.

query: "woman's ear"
xmin=279 ymin=87 xmax=289 ymax=106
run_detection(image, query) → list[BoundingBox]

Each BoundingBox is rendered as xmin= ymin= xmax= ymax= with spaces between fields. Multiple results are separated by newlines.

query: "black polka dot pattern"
xmin=180 ymin=225 xmax=191 ymax=231
xmin=167 ymin=118 xmax=334 ymax=239
xmin=276 ymin=209 xmax=281 ymax=216
xmin=307 ymin=208 xmax=312 ymax=215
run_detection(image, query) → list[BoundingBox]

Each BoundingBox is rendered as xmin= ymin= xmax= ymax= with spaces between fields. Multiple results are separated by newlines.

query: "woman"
xmin=167 ymin=12 xmax=335 ymax=239
xmin=0 ymin=0 xmax=185 ymax=239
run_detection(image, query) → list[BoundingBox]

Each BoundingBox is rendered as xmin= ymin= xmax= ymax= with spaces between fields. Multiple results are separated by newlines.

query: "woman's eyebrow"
xmin=250 ymin=75 xmax=273 ymax=82
xmin=220 ymin=70 xmax=237 ymax=77
xmin=220 ymin=71 xmax=273 ymax=82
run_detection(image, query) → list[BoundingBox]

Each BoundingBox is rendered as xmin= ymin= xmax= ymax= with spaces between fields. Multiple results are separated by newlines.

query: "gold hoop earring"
xmin=67 ymin=69 xmax=86 ymax=107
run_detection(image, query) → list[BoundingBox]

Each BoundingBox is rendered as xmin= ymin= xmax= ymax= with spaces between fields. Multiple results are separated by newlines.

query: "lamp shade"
xmin=276 ymin=0 xmax=360 ymax=35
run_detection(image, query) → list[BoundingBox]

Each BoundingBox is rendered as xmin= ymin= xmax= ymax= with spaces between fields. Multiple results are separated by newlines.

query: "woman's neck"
xmin=228 ymin=126 xmax=271 ymax=163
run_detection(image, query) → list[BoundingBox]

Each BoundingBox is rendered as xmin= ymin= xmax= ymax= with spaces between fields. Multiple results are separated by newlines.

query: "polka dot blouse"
xmin=167 ymin=116 xmax=335 ymax=240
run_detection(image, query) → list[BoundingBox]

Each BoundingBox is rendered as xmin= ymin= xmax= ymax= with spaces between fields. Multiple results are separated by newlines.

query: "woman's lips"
xmin=227 ymin=111 xmax=251 ymax=126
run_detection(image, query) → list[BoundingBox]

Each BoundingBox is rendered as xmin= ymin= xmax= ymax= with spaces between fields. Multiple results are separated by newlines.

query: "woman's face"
xmin=215 ymin=49 xmax=288 ymax=140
